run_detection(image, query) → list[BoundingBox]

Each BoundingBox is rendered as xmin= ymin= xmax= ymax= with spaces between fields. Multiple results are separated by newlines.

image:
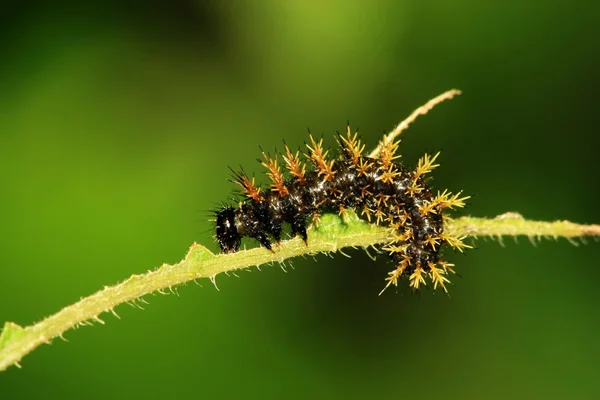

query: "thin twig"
xmin=369 ymin=89 xmax=462 ymax=158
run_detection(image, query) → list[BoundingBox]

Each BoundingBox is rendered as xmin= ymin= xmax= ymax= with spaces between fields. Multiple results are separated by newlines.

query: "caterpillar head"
xmin=215 ymin=207 xmax=241 ymax=253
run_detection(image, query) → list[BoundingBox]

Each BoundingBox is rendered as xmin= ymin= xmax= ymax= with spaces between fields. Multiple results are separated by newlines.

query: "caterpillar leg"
xmin=291 ymin=215 xmax=308 ymax=245
xmin=254 ymin=232 xmax=275 ymax=253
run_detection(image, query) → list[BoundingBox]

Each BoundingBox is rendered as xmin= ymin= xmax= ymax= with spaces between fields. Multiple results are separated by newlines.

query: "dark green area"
xmin=1 ymin=1 xmax=599 ymax=398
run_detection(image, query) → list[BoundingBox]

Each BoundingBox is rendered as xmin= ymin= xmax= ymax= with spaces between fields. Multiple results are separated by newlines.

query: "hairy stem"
xmin=0 ymin=212 xmax=598 ymax=371
xmin=369 ymin=89 xmax=462 ymax=158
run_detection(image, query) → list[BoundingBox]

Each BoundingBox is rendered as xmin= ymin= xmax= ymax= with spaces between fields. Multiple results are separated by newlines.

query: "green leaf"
xmin=0 ymin=322 xmax=26 ymax=353
xmin=185 ymin=244 xmax=216 ymax=264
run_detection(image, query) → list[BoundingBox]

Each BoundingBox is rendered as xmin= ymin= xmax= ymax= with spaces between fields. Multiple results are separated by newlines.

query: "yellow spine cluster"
xmin=282 ymin=144 xmax=306 ymax=184
xmin=374 ymin=147 xmax=470 ymax=294
xmin=261 ymin=152 xmax=289 ymax=197
xmin=232 ymin=169 xmax=264 ymax=202
xmin=340 ymin=125 xmax=365 ymax=166
xmin=306 ymin=134 xmax=336 ymax=181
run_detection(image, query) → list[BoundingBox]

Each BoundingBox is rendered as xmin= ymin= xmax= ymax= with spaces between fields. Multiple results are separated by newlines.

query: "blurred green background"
xmin=1 ymin=1 xmax=599 ymax=399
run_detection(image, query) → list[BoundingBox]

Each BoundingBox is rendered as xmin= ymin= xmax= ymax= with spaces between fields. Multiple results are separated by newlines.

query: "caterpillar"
xmin=214 ymin=93 xmax=469 ymax=293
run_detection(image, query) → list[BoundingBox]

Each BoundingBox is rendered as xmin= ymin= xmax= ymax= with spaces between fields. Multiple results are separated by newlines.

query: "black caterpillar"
xmin=214 ymin=127 xmax=469 ymax=293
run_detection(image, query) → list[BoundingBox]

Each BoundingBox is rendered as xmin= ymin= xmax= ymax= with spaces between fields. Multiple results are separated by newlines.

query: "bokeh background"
xmin=1 ymin=1 xmax=599 ymax=399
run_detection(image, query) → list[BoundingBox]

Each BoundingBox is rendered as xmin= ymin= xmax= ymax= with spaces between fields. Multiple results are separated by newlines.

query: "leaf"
xmin=184 ymin=243 xmax=216 ymax=264
xmin=0 ymin=322 xmax=26 ymax=353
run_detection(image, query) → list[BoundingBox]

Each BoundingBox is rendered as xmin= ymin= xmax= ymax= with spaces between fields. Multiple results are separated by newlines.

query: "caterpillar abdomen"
xmin=214 ymin=127 xmax=469 ymax=293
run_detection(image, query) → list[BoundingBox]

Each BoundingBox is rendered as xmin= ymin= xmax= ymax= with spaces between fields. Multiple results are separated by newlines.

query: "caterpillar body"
xmin=214 ymin=126 xmax=469 ymax=293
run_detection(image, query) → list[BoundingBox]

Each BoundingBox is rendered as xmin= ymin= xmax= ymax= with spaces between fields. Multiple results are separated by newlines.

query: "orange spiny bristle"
xmin=439 ymin=232 xmax=472 ymax=252
xmin=418 ymin=200 xmax=438 ymax=216
xmin=359 ymin=184 xmax=372 ymax=199
xmin=261 ymin=151 xmax=289 ymax=197
xmin=379 ymin=165 xmax=401 ymax=184
xmin=312 ymin=212 xmax=322 ymax=228
xmin=377 ymin=138 xmax=401 ymax=170
xmin=306 ymin=134 xmax=336 ymax=181
xmin=391 ymin=210 xmax=410 ymax=227
xmin=356 ymin=157 xmax=374 ymax=177
xmin=232 ymin=169 xmax=264 ymax=202
xmin=424 ymin=234 xmax=441 ymax=251
xmin=373 ymin=207 xmax=386 ymax=225
xmin=393 ymin=227 xmax=414 ymax=242
xmin=283 ymin=144 xmax=306 ymax=184
xmin=432 ymin=189 xmax=470 ymax=210
xmin=340 ymin=125 xmax=365 ymax=166
xmin=414 ymin=152 xmax=441 ymax=179
xmin=406 ymin=181 xmax=424 ymax=197
xmin=439 ymin=260 xmax=456 ymax=275
xmin=338 ymin=205 xmax=353 ymax=222
xmin=374 ymin=192 xmax=390 ymax=207
xmin=379 ymin=258 xmax=410 ymax=295
xmin=409 ymin=265 xmax=426 ymax=290
xmin=428 ymin=261 xmax=450 ymax=292
xmin=382 ymin=242 xmax=409 ymax=255
xmin=360 ymin=205 xmax=374 ymax=222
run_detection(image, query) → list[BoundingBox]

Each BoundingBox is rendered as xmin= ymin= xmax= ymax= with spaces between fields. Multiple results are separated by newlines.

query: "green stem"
xmin=450 ymin=213 xmax=600 ymax=239
xmin=0 ymin=212 xmax=598 ymax=371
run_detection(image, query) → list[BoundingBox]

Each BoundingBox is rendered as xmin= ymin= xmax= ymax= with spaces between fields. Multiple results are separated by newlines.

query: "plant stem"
xmin=0 ymin=213 xmax=598 ymax=371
